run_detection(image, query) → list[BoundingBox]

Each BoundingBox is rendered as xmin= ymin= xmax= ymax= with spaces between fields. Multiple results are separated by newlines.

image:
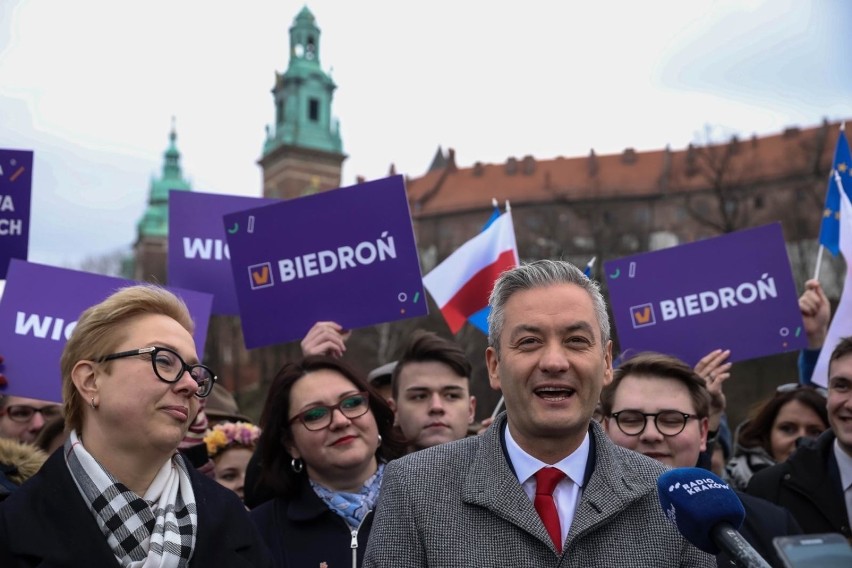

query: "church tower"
xmin=133 ymin=120 xmax=192 ymax=283
xmin=260 ymin=6 xmax=345 ymax=199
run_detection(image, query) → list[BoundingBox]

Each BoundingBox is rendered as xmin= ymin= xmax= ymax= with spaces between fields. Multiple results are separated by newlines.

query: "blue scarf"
xmin=310 ymin=463 xmax=384 ymax=529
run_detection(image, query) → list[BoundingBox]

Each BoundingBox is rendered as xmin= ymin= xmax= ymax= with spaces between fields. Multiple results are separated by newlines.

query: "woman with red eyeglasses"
xmin=250 ymin=356 xmax=405 ymax=568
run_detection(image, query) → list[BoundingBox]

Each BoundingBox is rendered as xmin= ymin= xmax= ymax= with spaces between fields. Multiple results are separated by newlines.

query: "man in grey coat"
xmin=364 ymin=260 xmax=714 ymax=567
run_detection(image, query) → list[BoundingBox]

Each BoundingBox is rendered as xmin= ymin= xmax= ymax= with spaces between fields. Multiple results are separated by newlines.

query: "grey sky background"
xmin=1 ymin=0 xmax=850 ymax=282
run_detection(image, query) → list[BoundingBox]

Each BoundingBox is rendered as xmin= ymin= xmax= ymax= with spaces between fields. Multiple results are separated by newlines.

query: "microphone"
xmin=657 ymin=467 xmax=771 ymax=568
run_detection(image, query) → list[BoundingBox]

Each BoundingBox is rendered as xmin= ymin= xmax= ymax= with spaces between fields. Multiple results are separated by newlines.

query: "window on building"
xmin=309 ymin=98 xmax=319 ymax=122
xmin=633 ymin=207 xmax=651 ymax=224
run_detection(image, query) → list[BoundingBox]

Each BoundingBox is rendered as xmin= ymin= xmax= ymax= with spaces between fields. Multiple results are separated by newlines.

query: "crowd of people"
xmin=0 ymin=260 xmax=849 ymax=567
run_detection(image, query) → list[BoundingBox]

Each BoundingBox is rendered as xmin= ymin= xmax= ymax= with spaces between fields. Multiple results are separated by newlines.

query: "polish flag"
xmin=423 ymin=209 xmax=519 ymax=334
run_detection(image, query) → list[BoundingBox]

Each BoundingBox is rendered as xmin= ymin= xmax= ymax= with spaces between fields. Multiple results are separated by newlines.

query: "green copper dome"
xmin=262 ymin=6 xmax=343 ymax=157
xmin=137 ymin=121 xmax=192 ymax=238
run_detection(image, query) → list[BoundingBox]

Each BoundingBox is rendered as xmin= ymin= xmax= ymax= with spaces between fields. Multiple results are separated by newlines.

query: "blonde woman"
xmin=0 ymin=285 xmax=271 ymax=567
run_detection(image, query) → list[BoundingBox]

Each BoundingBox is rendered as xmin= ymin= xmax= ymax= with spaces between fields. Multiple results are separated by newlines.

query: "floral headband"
xmin=203 ymin=421 xmax=261 ymax=458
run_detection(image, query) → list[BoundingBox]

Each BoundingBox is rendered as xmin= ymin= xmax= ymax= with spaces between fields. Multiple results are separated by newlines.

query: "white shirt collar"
xmin=504 ymin=424 xmax=590 ymax=488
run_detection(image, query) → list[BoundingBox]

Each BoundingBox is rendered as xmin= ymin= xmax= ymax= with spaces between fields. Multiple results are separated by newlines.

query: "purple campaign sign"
xmin=169 ymin=191 xmax=276 ymax=314
xmin=0 ymin=149 xmax=33 ymax=278
xmin=224 ymin=175 xmax=427 ymax=349
xmin=0 ymin=260 xmax=213 ymax=403
xmin=604 ymin=223 xmax=806 ymax=366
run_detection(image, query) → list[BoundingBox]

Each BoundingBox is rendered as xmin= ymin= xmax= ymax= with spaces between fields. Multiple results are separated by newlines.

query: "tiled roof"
xmin=406 ymin=121 xmax=844 ymax=217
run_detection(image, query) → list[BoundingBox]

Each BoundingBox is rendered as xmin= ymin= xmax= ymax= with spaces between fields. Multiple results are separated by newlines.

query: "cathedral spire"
xmin=137 ymin=119 xmax=192 ymax=239
xmin=259 ymin=6 xmax=346 ymax=200
xmin=262 ymin=6 xmax=343 ymax=158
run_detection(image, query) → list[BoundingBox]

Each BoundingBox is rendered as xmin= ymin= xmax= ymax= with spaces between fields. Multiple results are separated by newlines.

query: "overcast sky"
xmin=1 ymin=0 xmax=850 ymax=276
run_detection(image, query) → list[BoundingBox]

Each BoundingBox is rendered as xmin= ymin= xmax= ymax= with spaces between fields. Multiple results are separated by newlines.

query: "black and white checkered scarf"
xmin=64 ymin=430 xmax=198 ymax=567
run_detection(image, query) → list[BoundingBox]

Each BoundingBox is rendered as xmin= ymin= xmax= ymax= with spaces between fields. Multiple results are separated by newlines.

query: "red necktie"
xmin=534 ymin=467 xmax=566 ymax=553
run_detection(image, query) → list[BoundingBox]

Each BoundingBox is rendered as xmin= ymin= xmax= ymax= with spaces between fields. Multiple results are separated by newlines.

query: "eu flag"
xmin=818 ymin=129 xmax=852 ymax=256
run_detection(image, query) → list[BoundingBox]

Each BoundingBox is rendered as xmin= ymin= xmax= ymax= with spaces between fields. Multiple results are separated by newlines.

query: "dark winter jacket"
xmin=0 ymin=449 xmax=272 ymax=567
xmin=746 ymin=429 xmax=851 ymax=539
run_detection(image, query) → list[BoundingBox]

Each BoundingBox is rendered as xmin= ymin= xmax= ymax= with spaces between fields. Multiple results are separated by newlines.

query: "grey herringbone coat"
xmin=364 ymin=415 xmax=714 ymax=568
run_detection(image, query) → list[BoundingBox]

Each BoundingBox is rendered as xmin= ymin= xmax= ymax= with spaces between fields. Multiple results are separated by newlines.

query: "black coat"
xmin=746 ymin=429 xmax=851 ymax=539
xmin=250 ymin=478 xmax=373 ymax=568
xmin=716 ymin=491 xmax=801 ymax=568
xmin=0 ymin=449 xmax=272 ymax=567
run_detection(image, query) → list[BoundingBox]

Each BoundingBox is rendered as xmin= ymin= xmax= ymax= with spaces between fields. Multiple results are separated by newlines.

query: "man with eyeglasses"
xmin=0 ymin=395 xmax=62 ymax=444
xmin=601 ymin=352 xmax=801 ymax=567
xmin=601 ymin=352 xmax=710 ymax=469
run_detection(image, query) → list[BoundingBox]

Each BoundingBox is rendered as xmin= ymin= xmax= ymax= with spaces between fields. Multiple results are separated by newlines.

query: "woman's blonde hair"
xmin=60 ymin=285 xmax=194 ymax=433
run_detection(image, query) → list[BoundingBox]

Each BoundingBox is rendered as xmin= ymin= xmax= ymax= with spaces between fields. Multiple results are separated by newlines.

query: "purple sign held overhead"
xmin=168 ymin=190 xmax=277 ymax=314
xmin=0 ymin=260 xmax=214 ymax=403
xmin=604 ymin=223 xmax=806 ymax=366
xmin=0 ymin=149 xmax=33 ymax=278
xmin=224 ymin=175 xmax=427 ymax=349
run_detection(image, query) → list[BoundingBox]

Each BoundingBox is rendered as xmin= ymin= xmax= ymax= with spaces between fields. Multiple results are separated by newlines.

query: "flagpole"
xmin=490 ymin=395 xmax=505 ymax=419
xmin=813 ymin=245 xmax=824 ymax=281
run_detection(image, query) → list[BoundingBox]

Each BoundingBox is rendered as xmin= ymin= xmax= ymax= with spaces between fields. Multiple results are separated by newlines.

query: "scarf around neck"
xmin=310 ymin=462 xmax=384 ymax=529
xmin=64 ymin=430 xmax=198 ymax=567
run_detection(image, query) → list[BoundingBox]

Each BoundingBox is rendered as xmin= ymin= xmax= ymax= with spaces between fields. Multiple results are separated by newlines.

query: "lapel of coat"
xmin=461 ymin=413 xmax=555 ymax=549
xmin=567 ymin=422 xmax=656 ymax=540
xmin=460 ymin=417 xmax=657 ymax=550
xmin=786 ymin=432 xmax=848 ymax=528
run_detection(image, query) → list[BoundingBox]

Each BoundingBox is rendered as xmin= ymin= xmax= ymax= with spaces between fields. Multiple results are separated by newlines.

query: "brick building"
xmin=132 ymin=6 xmax=846 ymax=424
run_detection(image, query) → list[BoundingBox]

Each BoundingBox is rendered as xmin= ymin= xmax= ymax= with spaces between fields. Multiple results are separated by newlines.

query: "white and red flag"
xmin=423 ymin=206 xmax=519 ymax=334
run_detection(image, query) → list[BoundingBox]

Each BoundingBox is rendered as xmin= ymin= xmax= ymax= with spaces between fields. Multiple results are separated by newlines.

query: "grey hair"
xmin=487 ymin=259 xmax=610 ymax=354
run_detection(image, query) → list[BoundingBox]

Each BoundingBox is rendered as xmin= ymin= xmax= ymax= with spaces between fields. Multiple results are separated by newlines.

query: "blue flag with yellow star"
xmin=818 ymin=129 xmax=852 ymax=256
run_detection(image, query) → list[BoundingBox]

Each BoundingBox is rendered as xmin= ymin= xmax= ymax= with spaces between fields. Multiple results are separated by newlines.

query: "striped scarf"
xmin=64 ymin=430 xmax=198 ymax=567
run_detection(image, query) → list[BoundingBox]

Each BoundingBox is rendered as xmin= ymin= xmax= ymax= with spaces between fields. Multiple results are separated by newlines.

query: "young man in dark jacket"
xmin=747 ymin=337 xmax=852 ymax=539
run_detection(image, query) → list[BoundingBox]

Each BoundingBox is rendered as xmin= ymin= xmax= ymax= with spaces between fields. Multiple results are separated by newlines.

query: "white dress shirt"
xmin=505 ymin=426 xmax=590 ymax=546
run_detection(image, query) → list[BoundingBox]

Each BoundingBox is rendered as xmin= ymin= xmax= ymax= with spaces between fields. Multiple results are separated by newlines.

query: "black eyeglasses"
xmin=611 ymin=410 xmax=694 ymax=437
xmin=99 ymin=346 xmax=217 ymax=398
xmin=776 ymin=383 xmax=828 ymax=398
xmin=0 ymin=404 xmax=62 ymax=423
xmin=289 ymin=392 xmax=370 ymax=431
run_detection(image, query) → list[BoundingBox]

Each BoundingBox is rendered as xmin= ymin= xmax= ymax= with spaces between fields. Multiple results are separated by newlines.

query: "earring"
xmin=291 ymin=458 xmax=304 ymax=473
xmin=90 ymin=397 xmax=98 ymax=410
xmin=377 ymin=434 xmax=383 ymax=446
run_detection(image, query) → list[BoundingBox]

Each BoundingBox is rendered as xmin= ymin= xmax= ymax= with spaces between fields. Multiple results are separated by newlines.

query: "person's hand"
xmin=799 ymin=278 xmax=830 ymax=349
xmin=694 ymin=349 xmax=732 ymax=430
xmin=300 ymin=321 xmax=350 ymax=358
